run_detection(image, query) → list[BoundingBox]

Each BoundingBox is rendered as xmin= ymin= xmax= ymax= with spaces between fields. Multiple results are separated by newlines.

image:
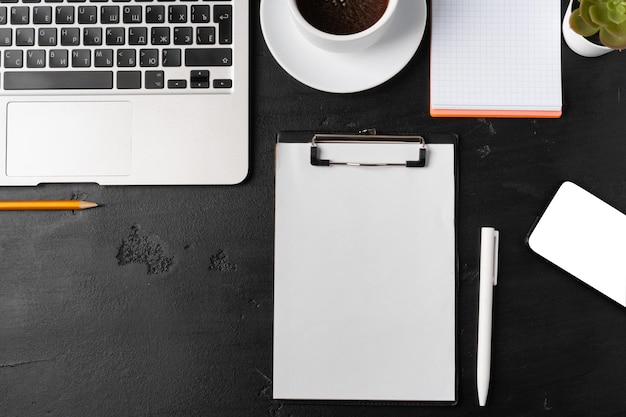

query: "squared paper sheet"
xmin=431 ymin=0 xmax=562 ymax=117
xmin=273 ymin=139 xmax=457 ymax=402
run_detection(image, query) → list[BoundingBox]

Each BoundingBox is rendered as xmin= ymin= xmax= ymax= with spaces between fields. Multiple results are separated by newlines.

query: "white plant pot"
xmin=563 ymin=0 xmax=614 ymax=57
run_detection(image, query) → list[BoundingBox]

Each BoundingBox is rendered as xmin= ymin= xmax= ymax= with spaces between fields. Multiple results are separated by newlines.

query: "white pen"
xmin=477 ymin=227 xmax=499 ymax=406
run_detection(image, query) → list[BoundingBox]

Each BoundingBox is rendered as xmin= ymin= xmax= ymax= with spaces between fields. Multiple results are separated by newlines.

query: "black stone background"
xmin=1 ymin=1 xmax=625 ymax=416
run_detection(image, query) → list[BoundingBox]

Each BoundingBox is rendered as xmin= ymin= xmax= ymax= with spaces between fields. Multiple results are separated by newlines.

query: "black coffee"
xmin=296 ymin=0 xmax=389 ymax=35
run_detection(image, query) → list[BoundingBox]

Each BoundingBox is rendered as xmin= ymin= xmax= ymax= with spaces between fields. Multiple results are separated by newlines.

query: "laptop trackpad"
xmin=6 ymin=101 xmax=132 ymax=177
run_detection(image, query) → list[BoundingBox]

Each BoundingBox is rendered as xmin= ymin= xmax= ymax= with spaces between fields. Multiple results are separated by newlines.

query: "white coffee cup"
xmin=288 ymin=0 xmax=398 ymax=53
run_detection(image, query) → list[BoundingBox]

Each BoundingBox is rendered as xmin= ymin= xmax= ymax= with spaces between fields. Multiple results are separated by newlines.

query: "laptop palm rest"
xmin=6 ymin=101 xmax=132 ymax=178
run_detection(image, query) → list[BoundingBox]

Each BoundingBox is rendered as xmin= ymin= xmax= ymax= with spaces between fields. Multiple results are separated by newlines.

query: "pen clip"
xmin=492 ymin=230 xmax=499 ymax=286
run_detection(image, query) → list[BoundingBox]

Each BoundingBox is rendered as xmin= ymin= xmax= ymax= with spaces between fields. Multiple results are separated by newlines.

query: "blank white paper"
xmin=273 ymin=141 xmax=457 ymax=402
xmin=431 ymin=0 xmax=562 ymax=113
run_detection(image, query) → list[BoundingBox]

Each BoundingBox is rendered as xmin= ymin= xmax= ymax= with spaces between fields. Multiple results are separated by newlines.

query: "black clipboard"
xmin=273 ymin=131 xmax=459 ymax=405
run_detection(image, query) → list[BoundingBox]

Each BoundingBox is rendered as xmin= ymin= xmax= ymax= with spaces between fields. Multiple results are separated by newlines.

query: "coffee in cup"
xmin=295 ymin=0 xmax=389 ymax=35
xmin=288 ymin=0 xmax=398 ymax=53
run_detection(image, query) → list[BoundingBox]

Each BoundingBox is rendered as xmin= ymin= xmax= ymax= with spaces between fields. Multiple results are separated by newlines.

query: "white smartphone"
xmin=528 ymin=181 xmax=626 ymax=307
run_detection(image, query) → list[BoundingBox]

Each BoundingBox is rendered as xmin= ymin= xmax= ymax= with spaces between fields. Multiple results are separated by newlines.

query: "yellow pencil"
xmin=0 ymin=200 xmax=98 ymax=211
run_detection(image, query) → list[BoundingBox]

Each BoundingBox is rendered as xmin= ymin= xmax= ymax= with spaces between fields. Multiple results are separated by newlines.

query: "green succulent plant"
xmin=570 ymin=0 xmax=626 ymax=50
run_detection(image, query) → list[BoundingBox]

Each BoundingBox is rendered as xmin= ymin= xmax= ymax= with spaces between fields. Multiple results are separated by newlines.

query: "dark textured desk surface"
xmin=2 ymin=1 xmax=625 ymax=416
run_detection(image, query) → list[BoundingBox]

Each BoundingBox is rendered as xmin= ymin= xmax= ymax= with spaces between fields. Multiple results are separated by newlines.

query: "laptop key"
xmin=11 ymin=6 xmax=29 ymax=24
xmin=33 ymin=6 xmax=52 ymax=23
xmin=214 ymin=4 xmax=230 ymax=44
xmin=117 ymin=48 xmax=135 ymax=66
xmin=0 ymin=28 xmax=11 ymax=45
xmin=117 ymin=70 xmax=140 ymax=88
xmin=38 ymin=27 xmax=57 ymax=46
xmin=168 ymin=4 xmax=186 ymax=23
xmin=162 ymin=48 xmax=180 ymax=66
xmin=190 ymin=69 xmax=208 ymax=88
xmin=83 ymin=27 xmax=102 ymax=45
xmin=49 ymin=48 xmax=68 ymax=67
xmin=71 ymin=48 xmax=90 ymax=67
xmin=15 ymin=27 xmax=34 ymax=45
xmin=26 ymin=49 xmax=46 ymax=67
xmin=195 ymin=26 xmax=215 ymax=45
xmin=77 ymin=5 xmax=97 ymax=24
xmin=123 ymin=5 xmax=141 ymax=23
xmin=94 ymin=48 xmax=113 ymax=66
xmin=167 ymin=79 xmax=186 ymax=88
xmin=56 ymin=6 xmax=74 ymax=24
xmin=106 ymin=26 xmax=124 ymax=45
xmin=213 ymin=78 xmax=231 ymax=88
xmin=185 ymin=47 xmax=230 ymax=66
xmin=145 ymin=70 xmax=163 ymax=88
xmin=4 ymin=70 xmax=113 ymax=89
xmin=60 ymin=27 xmax=79 ymax=45
xmin=190 ymin=4 xmax=208 ymax=23
xmin=101 ymin=6 xmax=120 ymax=23
xmin=145 ymin=5 xmax=164 ymax=23
xmin=173 ymin=26 xmax=192 ymax=44
xmin=128 ymin=26 xmax=147 ymax=44
xmin=139 ymin=48 xmax=157 ymax=66
xmin=3 ymin=50 xmax=22 ymax=67
xmin=151 ymin=26 xmax=169 ymax=44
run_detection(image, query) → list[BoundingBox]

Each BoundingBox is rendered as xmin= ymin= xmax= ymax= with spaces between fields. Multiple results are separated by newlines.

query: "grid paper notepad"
xmin=430 ymin=0 xmax=562 ymax=118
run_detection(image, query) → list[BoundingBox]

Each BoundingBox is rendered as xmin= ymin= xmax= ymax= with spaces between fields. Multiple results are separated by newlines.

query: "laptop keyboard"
xmin=0 ymin=0 xmax=234 ymax=92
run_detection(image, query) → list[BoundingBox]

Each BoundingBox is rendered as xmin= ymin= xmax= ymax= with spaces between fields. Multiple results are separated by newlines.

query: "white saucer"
xmin=260 ymin=0 xmax=427 ymax=93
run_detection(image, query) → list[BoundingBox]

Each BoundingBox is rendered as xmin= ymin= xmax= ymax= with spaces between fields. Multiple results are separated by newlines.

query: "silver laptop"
xmin=0 ymin=0 xmax=248 ymax=185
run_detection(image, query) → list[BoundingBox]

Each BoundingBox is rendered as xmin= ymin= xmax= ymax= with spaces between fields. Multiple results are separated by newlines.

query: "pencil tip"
xmin=79 ymin=201 xmax=99 ymax=209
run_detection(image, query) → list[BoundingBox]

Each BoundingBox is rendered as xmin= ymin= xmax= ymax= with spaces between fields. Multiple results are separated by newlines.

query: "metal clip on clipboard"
xmin=310 ymin=130 xmax=427 ymax=167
